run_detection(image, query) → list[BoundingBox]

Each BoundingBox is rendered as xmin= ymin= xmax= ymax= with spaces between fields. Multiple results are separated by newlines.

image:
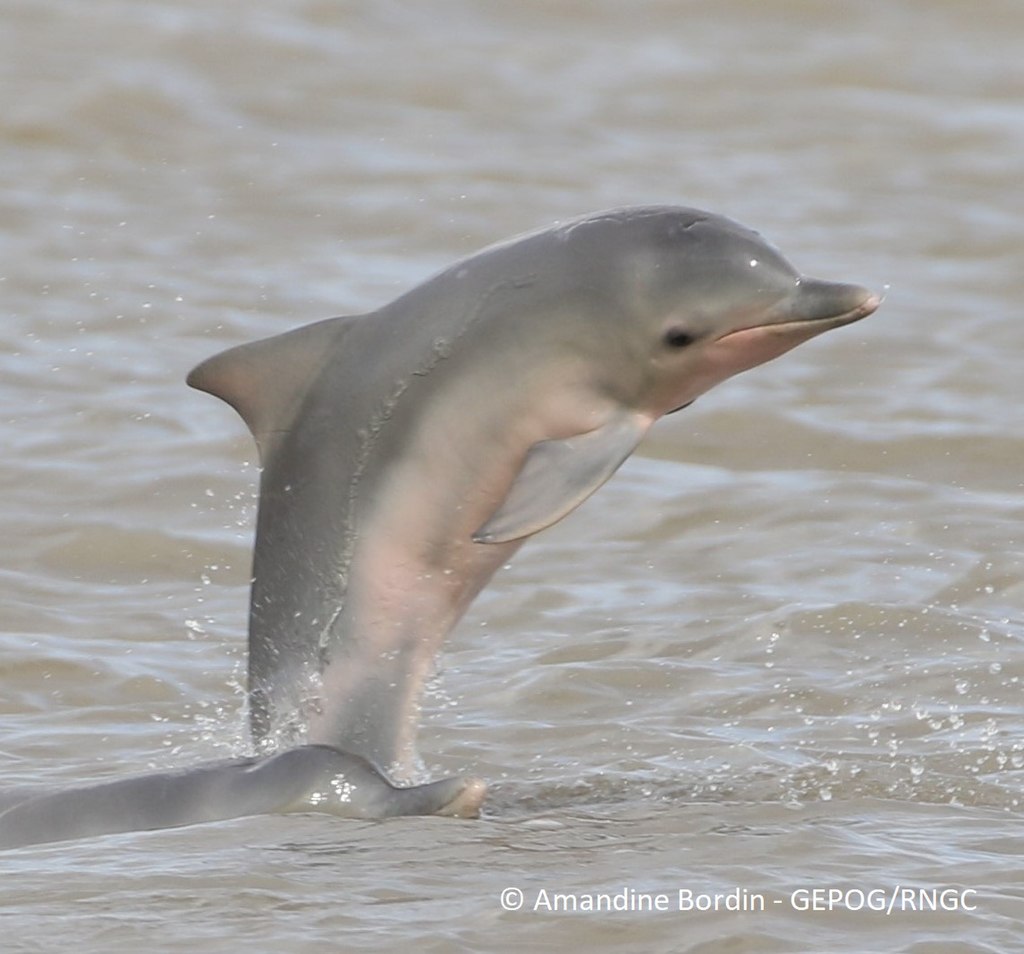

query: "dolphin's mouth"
xmin=720 ymin=290 xmax=882 ymax=342
xmin=666 ymin=291 xmax=879 ymax=417
xmin=785 ymin=290 xmax=882 ymax=330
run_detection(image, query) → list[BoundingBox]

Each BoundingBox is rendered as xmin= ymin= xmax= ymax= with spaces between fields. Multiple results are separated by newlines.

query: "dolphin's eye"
xmin=663 ymin=327 xmax=696 ymax=349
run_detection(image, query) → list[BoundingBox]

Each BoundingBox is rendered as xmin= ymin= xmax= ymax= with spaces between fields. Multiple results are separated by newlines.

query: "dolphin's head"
xmin=577 ymin=208 xmax=881 ymax=417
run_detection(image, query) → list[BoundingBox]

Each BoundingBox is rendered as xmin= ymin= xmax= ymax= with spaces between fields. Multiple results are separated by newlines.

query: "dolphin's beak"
xmin=716 ymin=279 xmax=881 ymax=346
xmin=782 ymin=279 xmax=882 ymax=330
xmin=692 ymin=278 xmax=880 ymax=400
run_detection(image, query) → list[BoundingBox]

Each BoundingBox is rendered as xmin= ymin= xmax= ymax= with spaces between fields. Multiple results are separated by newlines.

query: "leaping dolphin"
xmin=187 ymin=205 xmax=879 ymax=775
xmin=1 ymin=206 xmax=879 ymax=847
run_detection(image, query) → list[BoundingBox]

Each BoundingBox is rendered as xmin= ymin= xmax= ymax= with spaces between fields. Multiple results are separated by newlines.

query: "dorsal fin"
xmin=187 ymin=315 xmax=359 ymax=458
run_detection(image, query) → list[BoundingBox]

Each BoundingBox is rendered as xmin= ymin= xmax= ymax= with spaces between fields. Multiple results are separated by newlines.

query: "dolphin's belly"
xmin=305 ymin=423 xmax=526 ymax=775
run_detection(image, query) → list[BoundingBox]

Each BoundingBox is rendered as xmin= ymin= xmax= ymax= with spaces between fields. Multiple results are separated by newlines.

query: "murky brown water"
xmin=2 ymin=1 xmax=1023 ymax=950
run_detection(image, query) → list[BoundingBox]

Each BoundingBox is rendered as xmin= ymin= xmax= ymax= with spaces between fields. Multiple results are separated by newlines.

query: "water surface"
xmin=1 ymin=1 xmax=1022 ymax=950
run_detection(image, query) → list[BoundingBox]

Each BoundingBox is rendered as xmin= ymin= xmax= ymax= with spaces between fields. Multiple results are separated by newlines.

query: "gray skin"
xmin=189 ymin=205 xmax=879 ymax=778
xmin=0 ymin=746 xmax=485 ymax=849
xmin=1 ymin=206 xmax=879 ymax=848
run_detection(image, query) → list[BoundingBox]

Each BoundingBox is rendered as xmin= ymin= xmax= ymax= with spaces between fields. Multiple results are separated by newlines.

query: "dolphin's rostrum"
xmin=1 ymin=206 xmax=880 ymax=847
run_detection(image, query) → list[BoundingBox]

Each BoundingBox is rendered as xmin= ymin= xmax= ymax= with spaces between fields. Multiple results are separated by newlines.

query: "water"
xmin=2 ymin=1 xmax=1022 ymax=950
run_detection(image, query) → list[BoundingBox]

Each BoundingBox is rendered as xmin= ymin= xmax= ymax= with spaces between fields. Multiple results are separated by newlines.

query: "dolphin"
xmin=188 ymin=205 xmax=880 ymax=778
xmin=0 ymin=746 xmax=485 ymax=849
xmin=0 ymin=205 xmax=879 ymax=848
